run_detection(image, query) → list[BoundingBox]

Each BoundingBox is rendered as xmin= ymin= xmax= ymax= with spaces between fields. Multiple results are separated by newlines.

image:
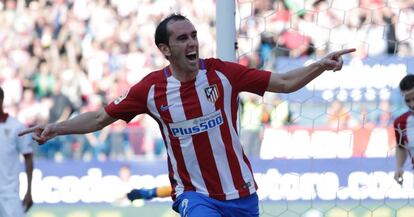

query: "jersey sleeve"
xmin=208 ymin=58 xmax=271 ymax=96
xmin=105 ymin=79 xmax=150 ymax=123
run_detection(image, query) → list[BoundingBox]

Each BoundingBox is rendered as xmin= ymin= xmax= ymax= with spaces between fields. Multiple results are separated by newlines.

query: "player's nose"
xmin=188 ymin=37 xmax=197 ymax=47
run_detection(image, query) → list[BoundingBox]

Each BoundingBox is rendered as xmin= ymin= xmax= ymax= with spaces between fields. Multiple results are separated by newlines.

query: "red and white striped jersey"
xmin=394 ymin=111 xmax=414 ymax=165
xmin=105 ymin=58 xmax=271 ymax=200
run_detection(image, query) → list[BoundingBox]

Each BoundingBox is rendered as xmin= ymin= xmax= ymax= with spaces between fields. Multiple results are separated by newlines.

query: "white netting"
xmin=235 ymin=0 xmax=414 ymax=216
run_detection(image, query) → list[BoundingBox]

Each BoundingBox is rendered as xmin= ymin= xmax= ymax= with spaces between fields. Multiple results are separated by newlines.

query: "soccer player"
xmin=0 ymin=87 xmax=34 ymax=217
xmin=19 ymin=14 xmax=355 ymax=217
xmin=394 ymin=74 xmax=414 ymax=185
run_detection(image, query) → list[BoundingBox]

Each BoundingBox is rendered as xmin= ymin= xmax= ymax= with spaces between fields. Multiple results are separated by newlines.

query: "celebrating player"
xmin=394 ymin=74 xmax=414 ymax=185
xmin=19 ymin=14 xmax=355 ymax=217
xmin=0 ymin=87 xmax=34 ymax=217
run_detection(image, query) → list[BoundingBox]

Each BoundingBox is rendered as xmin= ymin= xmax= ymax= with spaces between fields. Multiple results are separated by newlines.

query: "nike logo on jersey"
xmin=160 ymin=104 xmax=171 ymax=111
xmin=242 ymin=181 xmax=252 ymax=189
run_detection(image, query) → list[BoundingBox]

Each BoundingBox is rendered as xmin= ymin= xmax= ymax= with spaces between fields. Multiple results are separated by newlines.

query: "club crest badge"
xmin=114 ymin=89 xmax=130 ymax=105
xmin=204 ymin=84 xmax=219 ymax=104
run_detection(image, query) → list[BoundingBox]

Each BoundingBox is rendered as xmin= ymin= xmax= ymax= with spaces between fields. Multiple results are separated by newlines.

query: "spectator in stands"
xmin=39 ymin=82 xmax=75 ymax=160
xmin=17 ymin=88 xmax=47 ymax=126
xmin=33 ymin=62 xmax=55 ymax=99
xmin=81 ymin=94 xmax=110 ymax=161
xmin=276 ymin=15 xmax=312 ymax=58
xmin=327 ymin=100 xmax=351 ymax=129
xmin=267 ymin=95 xmax=291 ymax=128
xmin=240 ymin=94 xmax=265 ymax=157
xmin=113 ymin=164 xmax=135 ymax=206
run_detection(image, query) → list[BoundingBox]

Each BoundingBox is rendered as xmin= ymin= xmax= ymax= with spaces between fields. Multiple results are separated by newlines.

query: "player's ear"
xmin=158 ymin=43 xmax=171 ymax=59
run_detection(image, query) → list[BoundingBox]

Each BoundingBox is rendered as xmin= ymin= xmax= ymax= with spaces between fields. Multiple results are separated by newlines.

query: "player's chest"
xmin=0 ymin=125 xmax=13 ymax=140
xmin=0 ymin=125 xmax=16 ymax=153
xmin=153 ymin=81 xmax=224 ymax=122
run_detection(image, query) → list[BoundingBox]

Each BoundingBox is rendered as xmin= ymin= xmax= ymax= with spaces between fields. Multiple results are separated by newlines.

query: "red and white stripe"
xmin=146 ymin=69 xmax=255 ymax=200
xmin=394 ymin=112 xmax=414 ymax=164
xmin=105 ymin=58 xmax=271 ymax=200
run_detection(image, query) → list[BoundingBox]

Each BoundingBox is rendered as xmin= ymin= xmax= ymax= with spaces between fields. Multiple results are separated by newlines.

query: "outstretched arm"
xmin=394 ymin=145 xmax=407 ymax=185
xmin=267 ymin=48 xmax=356 ymax=93
xmin=18 ymin=108 xmax=117 ymax=144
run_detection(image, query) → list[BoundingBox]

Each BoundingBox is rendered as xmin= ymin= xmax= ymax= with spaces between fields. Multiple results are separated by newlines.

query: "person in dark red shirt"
xmin=394 ymin=74 xmax=414 ymax=185
xmin=19 ymin=14 xmax=355 ymax=217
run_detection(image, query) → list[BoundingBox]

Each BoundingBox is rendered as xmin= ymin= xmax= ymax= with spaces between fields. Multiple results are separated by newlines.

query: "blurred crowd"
xmin=0 ymin=0 xmax=412 ymax=161
xmin=237 ymin=0 xmax=414 ymax=70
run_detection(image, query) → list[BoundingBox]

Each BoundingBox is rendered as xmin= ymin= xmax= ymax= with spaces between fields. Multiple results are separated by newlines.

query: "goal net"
xmin=232 ymin=0 xmax=414 ymax=216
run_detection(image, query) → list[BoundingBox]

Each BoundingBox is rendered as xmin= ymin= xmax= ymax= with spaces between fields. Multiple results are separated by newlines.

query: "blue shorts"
xmin=172 ymin=191 xmax=259 ymax=217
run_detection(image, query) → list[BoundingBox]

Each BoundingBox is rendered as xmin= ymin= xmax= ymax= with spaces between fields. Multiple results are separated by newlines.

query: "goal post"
xmin=216 ymin=0 xmax=236 ymax=62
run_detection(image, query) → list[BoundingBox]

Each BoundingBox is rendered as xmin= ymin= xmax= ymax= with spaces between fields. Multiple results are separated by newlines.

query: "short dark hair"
xmin=399 ymin=74 xmax=414 ymax=92
xmin=154 ymin=13 xmax=188 ymax=47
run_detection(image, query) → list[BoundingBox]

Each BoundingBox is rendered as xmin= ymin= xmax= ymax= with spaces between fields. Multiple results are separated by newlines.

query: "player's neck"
xmin=169 ymin=64 xmax=197 ymax=82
